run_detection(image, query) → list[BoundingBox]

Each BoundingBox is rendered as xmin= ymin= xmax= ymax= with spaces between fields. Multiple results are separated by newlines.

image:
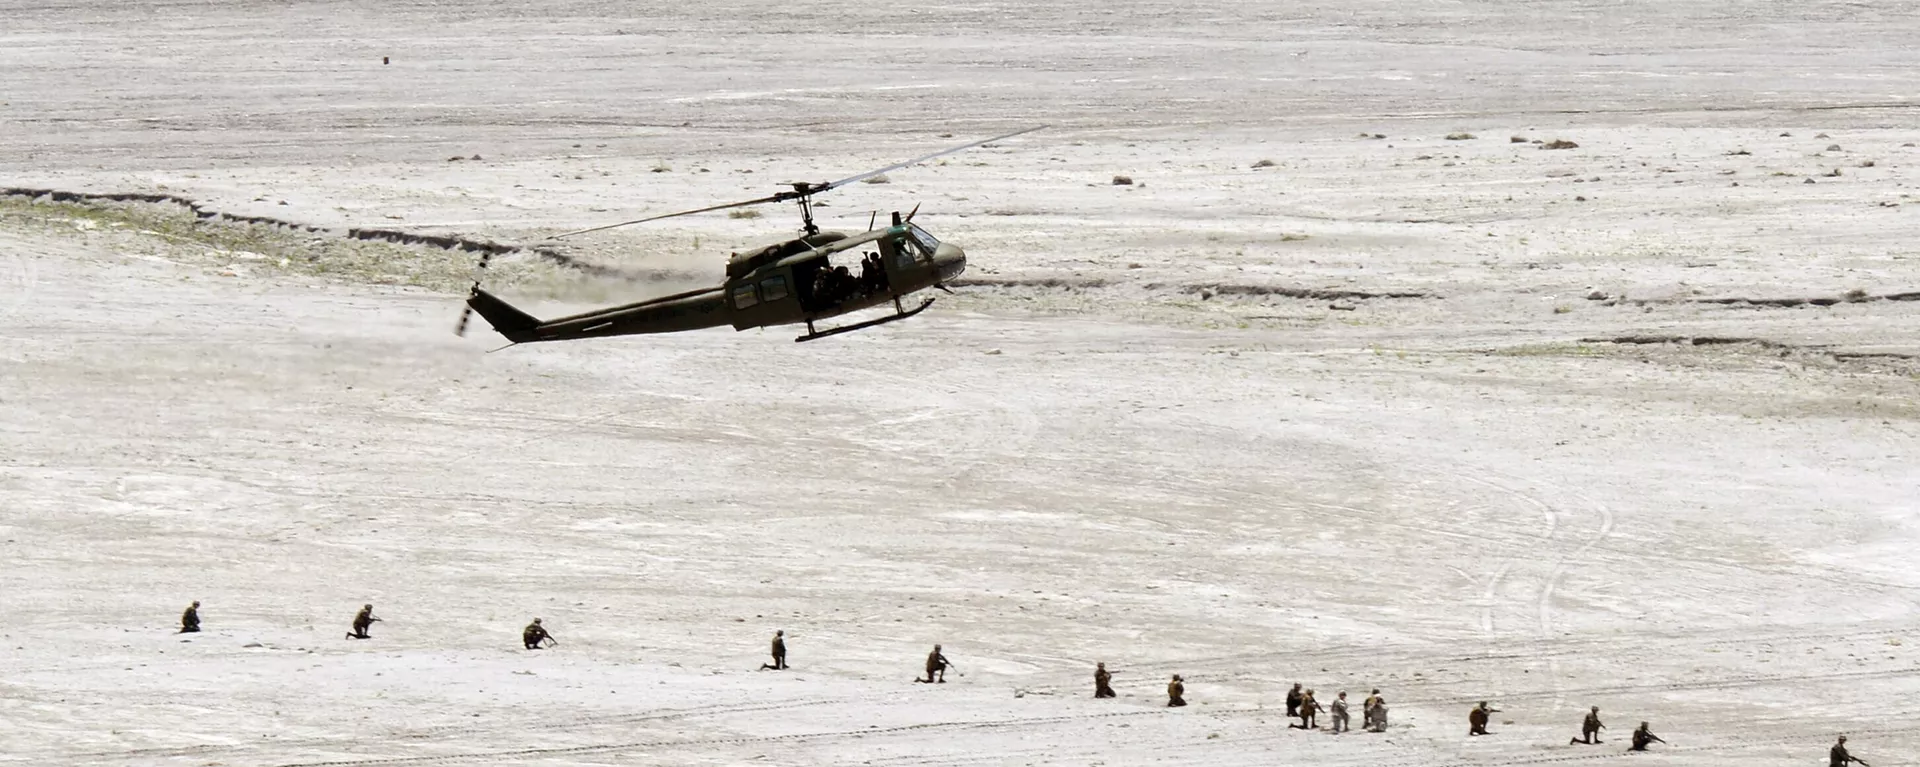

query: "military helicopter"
xmin=457 ymin=127 xmax=1043 ymax=344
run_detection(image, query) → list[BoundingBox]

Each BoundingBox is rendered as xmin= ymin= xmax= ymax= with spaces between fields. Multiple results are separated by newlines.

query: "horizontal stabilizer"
xmin=466 ymin=288 xmax=542 ymax=343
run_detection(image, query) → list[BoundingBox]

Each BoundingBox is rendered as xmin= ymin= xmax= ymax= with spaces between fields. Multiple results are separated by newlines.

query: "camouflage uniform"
xmin=1296 ymin=690 xmax=1320 ymax=729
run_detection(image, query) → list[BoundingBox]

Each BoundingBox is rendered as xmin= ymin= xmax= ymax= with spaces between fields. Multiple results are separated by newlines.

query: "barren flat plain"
xmin=3 ymin=2 xmax=1918 ymax=765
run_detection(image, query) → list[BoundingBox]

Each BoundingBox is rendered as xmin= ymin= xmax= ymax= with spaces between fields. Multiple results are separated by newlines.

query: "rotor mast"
xmin=790 ymin=182 xmax=825 ymax=235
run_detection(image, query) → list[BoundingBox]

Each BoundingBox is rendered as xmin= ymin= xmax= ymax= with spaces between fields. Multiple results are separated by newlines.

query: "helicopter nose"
xmin=933 ymin=242 xmax=967 ymax=282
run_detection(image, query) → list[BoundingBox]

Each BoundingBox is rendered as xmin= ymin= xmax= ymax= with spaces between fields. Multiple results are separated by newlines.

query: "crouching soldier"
xmin=1570 ymin=706 xmax=1604 ymax=744
xmin=1167 ymin=674 xmax=1186 ymax=707
xmin=346 ymin=604 xmax=380 ymax=640
xmin=1293 ymin=689 xmax=1321 ymax=729
xmin=1094 ymin=662 xmax=1116 ymax=698
xmin=916 ymin=644 xmax=951 ymax=683
xmin=179 ymin=601 xmax=201 ymax=634
xmin=523 ymin=618 xmax=554 ymax=650
xmin=1330 ymin=691 xmax=1351 ymax=733
xmin=1629 ymin=722 xmax=1665 ymax=752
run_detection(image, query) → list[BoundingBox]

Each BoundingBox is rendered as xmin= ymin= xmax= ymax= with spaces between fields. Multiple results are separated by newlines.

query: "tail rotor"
xmin=454 ymin=250 xmax=496 ymax=337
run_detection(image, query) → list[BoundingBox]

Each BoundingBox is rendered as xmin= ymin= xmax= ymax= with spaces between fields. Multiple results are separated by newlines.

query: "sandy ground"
xmin=3 ymin=2 xmax=1919 ymax=765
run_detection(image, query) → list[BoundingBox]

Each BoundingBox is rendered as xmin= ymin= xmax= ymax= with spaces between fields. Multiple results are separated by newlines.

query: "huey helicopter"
xmin=457 ymin=127 xmax=1044 ymax=344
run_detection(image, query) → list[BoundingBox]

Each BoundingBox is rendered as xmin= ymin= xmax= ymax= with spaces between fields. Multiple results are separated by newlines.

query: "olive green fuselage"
xmin=466 ymin=223 xmax=965 ymax=344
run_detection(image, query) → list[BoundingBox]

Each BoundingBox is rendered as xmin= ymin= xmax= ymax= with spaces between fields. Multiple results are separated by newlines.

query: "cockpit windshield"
xmin=906 ymin=224 xmax=940 ymax=258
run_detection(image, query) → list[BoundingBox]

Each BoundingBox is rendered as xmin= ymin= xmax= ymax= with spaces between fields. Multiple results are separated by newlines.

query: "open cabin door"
xmin=726 ymin=266 xmax=798 ymax=331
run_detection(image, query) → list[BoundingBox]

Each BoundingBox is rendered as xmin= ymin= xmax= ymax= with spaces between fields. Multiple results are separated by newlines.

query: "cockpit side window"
xmin=892 ymin=225 xmax=937 ymax=270
xmin=760 ymin=275 xmax=789 ymax=302
xmin=908 ymin=224 xmax=940 ymax=256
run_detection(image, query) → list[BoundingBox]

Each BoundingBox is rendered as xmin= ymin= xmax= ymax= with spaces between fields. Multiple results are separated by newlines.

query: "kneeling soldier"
xmin=1629 ymin=722 xmax=1665 ymax=752
xmin=347 ymin=604 xmax=380 ymax=640
xmin=523 ymin=618 xmax=554 ymax=650
xmin=1570 ymin=706 xmax=1604 ymax=744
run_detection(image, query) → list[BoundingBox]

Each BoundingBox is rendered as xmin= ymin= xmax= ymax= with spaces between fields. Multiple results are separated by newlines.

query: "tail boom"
xmin=466 ymin=288 xmax=542 ymax=343
xmin=463 ymin=286 xmax=731 ymax=343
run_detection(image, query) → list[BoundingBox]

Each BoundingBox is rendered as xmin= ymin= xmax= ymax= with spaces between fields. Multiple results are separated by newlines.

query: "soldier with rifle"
xmin=1094 ymin=662 xmax=1116 ymax=698
xmin=523 ymin=618 xmax=555 ymax=650
xmin=179 ymin=601 xmax=201 ymax=633
xmin=1571 ymin=705 xmax=1605 ymax=744
xmin=1628 ymin=721 xmax=1665 ymax=752
xmin=1166 ymin=674 xmax=1186 ymax=707
xmin=916 ymin=644 xmax=951 ymax=683
xmin=1363 ymin=689 xmax=1386 ymax=731
xmin=346 ymin=604 xmax=380 ymax=640
xmin=1293 ymin=689 xmax=1321 ymax=730
xmin=1469 ymin=701 xmax=1499 ymax=736
xmin=1831 ymin=735 xmax=1869 ymax=767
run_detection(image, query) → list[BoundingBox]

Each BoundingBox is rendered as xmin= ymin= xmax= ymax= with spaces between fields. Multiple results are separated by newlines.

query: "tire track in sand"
xmin=1444 ymin=465 xmax=1616 ymax=716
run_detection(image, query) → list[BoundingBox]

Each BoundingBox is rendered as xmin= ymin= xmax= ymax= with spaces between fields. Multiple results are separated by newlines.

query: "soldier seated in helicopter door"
xmin=800 ymin=257 xmax=869 ymax=312
xmin=860 ymin=252 xmax=888 ymax=294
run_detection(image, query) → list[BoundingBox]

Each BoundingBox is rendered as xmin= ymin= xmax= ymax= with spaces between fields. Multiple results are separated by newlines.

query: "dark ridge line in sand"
xmin=1182 ymin=283 xmax=1432 ymax=300
xmin=1686 ymin=292 xmax=1920 ymax=307
xmin=1578 ymin=335 xmax=1920 ymax=362
xmin=1582 ymin=334 xmax=1795 ymax=349
xmin=951 ymin=276 xmax=1112 ymax=289
xmin=952 ymin=275 xmax=1434 ymax=301
xmin=0 ymin=186 xmax=687 ymax=282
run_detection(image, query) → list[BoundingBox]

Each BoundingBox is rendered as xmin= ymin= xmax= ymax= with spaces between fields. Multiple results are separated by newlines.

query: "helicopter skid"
xmin=796 ymin=298 xmax=935 ymax=342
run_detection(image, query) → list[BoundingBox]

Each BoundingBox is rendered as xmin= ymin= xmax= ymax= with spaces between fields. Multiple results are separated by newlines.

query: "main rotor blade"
xmin=547 ymin=193 xmax=787 ymax=240
xmin=819 ymin=125 xmax=1047 ymax=191
xmin=545 ymin=125 xmax=1044 ymax=239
